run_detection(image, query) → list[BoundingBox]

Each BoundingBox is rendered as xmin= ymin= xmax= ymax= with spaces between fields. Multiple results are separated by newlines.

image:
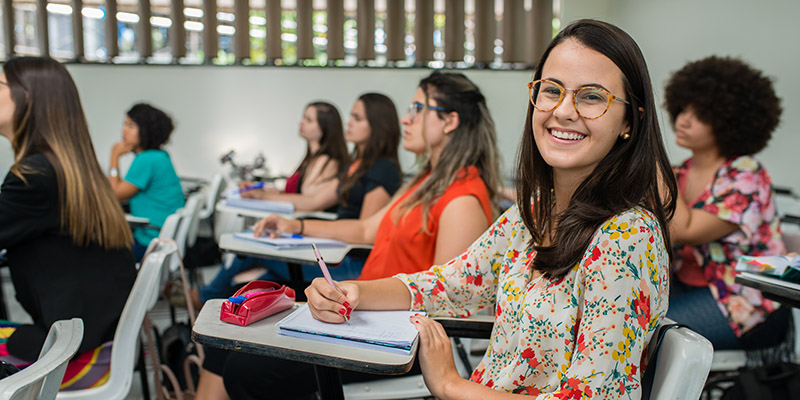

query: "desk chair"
xmin=344 ymin=317 xmax=713 ymax=400
xmin=56 ymin=241 xmax=178 ymax=400
xmin=0 ymin=318 xmax=83 ymax=400
xmin=171 ymin=194 xmax=203 ymax=274
xmin=646 ymin=319 xmax=714 ymax=399
xmin=197 ymin=173 xmax=227 ymax=236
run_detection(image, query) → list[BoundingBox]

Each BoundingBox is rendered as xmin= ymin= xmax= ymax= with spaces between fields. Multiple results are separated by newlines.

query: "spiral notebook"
xmin=276 ymin=304 xmax=421 ymax=354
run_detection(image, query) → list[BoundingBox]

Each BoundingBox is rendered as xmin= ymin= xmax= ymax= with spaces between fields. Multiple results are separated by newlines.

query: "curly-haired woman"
xmin=108 ymin=103 xmax=185 ymax=260
xmin=664 ymin=56 xmax=786 ymax=350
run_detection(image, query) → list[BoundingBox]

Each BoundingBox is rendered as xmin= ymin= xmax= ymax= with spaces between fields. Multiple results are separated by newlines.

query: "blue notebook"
xmin=276 ymin=304 xmax=421 ymax=355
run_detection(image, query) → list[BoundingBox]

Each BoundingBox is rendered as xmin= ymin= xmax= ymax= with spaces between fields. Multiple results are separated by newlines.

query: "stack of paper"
xmin=277 ymin=304 xmax=421 ymax=354
xmin=233 ymin=231 xmax=346 ymax=250
xmin=736 ymin=255 xmax=800 ymax=282
xmin=225 ymin=190 xmax=295 ymax=214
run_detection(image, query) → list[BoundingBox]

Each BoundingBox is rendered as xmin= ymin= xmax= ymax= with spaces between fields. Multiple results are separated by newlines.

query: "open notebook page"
xmin=276 ymin=304 xmax=422 ymax=354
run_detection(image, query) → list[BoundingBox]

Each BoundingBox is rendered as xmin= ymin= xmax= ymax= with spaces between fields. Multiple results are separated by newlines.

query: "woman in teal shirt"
xmin=109 ymin=103 xmax=185 ymax=260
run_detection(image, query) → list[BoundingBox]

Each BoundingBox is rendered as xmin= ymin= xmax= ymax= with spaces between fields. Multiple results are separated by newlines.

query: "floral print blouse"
xmin=674 ymin=155 xmax=785 ymax=337
xmin=396 ymin=205 xmax=670 ymax=399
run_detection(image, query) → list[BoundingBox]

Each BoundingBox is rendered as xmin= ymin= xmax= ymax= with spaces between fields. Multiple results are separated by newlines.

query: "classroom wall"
xmin=0 ymin=66 xmax=532 ymax=183
xmin=0 ymin=0 xmax=798 ymax=194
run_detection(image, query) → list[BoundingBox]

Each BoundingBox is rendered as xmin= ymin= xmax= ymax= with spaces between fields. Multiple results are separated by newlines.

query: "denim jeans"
xmin=667 ymin=279 xmax=741 ymax=350
xmin=132 ymin=239 xmax=148 ymax=262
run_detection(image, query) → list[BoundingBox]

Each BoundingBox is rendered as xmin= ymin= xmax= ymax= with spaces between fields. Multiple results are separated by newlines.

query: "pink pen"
xmin=311 ymin=243 xmax=350 ymax=323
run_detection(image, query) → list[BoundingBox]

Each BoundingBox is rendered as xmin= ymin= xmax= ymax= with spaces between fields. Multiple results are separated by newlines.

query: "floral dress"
xmin=674 ymin=155 xmax=785 ymax=337
xmin=396 ymin=205 xmax=670 ymax=399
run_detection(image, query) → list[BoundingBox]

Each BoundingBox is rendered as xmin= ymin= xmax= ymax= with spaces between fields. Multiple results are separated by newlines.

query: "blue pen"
xmin=237 ymin=181 xmax=265 ymax=194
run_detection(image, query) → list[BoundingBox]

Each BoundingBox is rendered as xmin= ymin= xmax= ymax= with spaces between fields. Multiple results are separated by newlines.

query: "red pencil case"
xmin=219 ymin=280 xmax=296 ymax=326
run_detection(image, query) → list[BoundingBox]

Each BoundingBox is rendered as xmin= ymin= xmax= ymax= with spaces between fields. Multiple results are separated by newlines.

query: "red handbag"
xmin=219 ymin=280 xmax=296 ymax=326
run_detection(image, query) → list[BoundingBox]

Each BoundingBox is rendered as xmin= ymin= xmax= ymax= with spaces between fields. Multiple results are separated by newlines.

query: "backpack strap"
xmin=641 ymin=323 xmax=689 ymax=400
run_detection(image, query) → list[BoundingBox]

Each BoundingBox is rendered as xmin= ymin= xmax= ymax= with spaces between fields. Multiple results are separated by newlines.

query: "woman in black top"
xmin=0 ymin=57 xmax=136 ymax=389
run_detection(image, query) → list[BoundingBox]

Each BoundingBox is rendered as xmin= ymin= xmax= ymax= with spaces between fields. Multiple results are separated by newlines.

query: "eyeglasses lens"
xmin=408 ymin=103 xmax=423 ymax=120
xmin=531 ymin=80 xmax=611 ymax=119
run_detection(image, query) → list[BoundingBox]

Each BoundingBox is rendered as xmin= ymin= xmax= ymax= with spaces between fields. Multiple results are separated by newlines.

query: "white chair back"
xmin=155 ymin=210 xmax=184 ymax=277
xmin=198 ymin=173 xmax=226 ymax=221
xmin=172 ymin=193 xmax=203 ymax=272
xmin=56 ymin=241 xmax=178 ymax=400
xmin=0 ymin=318 xmax=84 ymax=400
xmin=646 ymin=318 xmax=714 ymax=400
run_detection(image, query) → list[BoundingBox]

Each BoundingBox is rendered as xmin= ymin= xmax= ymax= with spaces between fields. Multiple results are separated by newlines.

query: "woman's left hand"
xmin=411 ymin=315 xmax=461 ymax=398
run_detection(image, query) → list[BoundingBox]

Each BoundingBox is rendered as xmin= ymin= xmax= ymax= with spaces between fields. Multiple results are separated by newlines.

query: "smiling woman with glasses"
xmin=298 ymin=19 xmax=678 ymax=399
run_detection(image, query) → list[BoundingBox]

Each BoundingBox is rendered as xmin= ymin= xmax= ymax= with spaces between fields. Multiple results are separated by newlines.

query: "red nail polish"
xmin=338 ymin=308 xmax=346 ymax=315
xmin=414 ymin=320 xmax=419 ymax=323
xmin=343 ymin=302 xmax=350 ymax=308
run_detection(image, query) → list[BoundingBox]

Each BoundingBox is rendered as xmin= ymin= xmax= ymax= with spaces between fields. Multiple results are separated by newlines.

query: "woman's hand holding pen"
xmin=252 ymin=215 xmax=300 ymax=237
xmin=411 ymin=315 xmax=462 ymax=398
xmin=305 ymin=278 xmax=359 ymax=323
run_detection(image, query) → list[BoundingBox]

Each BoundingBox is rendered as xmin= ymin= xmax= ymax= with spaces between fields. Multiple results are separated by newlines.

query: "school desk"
xmin=192 ymin=299 xmax=416 ymax=400
xmin=217 ymin=233 xmax=372 ymax=296
xmin=735 ymin=271 xmax=800 ymax=309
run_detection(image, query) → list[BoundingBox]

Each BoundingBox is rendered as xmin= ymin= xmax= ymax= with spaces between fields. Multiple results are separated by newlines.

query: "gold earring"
xmin=621 ymin=132 xmax=631 ymax=140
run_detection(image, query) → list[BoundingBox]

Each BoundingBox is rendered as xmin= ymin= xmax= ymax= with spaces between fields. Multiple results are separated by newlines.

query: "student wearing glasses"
xmin=197 ymin=71 xmax=502 ymax=399
xmin=664 ymin=56 xmax=786 ymax=350
xmin=302 ymin=19 xmax=677 ymax=399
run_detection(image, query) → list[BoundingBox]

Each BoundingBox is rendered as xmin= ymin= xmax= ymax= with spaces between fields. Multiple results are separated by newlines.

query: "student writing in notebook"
xmin=0 ymin=57 xmax=137 ymax=390
xmin=197 ymin=71 xmax=502 ymax=399
xmin=305 ymin=20 xmax=677 ymax=399
xmin=197 ymin=94 xmax=402 ymax=308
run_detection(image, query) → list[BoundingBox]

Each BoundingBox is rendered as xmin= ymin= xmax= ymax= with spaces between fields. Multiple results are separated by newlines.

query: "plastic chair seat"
xmin=0 ymin=318 xmax=84 ymax=400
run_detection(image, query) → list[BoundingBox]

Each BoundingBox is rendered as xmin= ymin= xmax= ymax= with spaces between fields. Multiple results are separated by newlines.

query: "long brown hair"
xmin=297 ymin=101 xmax=348 ymax=183
xmin=6 ymin=57 xmax=132 ymax=249
xmin=517 ymin=20 xmax=677 ymax=278
xmin=338 ymin=93 xmax=401 ymax=206
xmin=396 ymin=71 xmax=501 ymax=231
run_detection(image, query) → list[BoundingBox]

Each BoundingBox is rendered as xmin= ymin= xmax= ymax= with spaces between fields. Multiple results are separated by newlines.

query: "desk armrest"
xmin=434 ymin=315 xmax=494 ymax=338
